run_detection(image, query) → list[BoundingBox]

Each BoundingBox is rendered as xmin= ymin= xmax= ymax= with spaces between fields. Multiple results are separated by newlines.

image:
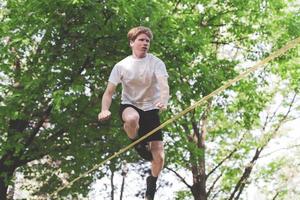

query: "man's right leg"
xmin=122 ymin=106 xmax=152 ymax=161
xmin=122 ymin=107 xmax=140 ymax=139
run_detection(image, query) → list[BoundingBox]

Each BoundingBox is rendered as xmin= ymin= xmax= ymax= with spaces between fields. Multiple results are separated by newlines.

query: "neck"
xmin=132 ymin=51 xmax=147 ymax=59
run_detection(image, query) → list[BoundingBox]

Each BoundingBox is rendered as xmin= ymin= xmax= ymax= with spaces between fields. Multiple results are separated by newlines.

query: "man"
xmin=98 ymin=26 xmax=170 ymax=200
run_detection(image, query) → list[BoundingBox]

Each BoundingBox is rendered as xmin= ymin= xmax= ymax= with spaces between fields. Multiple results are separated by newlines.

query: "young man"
xmin=98 ymin=26 xmax=170 ymax=200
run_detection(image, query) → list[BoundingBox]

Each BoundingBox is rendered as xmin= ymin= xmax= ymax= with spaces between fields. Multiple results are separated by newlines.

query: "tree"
xmin=0 ymin=0 xmax=152 ymax=198
xmin=1 ymin=0 xmax=299 ymax=199
xmin=161 ymin=0 xmax=300 ymax=199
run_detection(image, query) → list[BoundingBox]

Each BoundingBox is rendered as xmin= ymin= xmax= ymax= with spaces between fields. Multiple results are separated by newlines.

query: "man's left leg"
xmin=145 ymin=141 xmax=164 ymax=200
xmin=150 ymin=141 xmax=164 ymax=177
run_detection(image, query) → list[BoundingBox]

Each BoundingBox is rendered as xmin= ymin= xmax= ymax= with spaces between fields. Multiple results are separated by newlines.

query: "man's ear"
xmin=129 ymin=40 xmax=134 ymax=47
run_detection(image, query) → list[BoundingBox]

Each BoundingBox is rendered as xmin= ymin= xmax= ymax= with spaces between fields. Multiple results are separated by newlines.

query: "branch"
xmin=210 ymin=189 xmax=221 ymax=200
xmin=12 ymin=129 xmax=66 ymax=168
xmin=1 ymin=105 xmax=52 ymax=165
xmin=207 ymin=173 xmax=222 ymax=197
xmin=201 ymin=8 xmax=236 ymax=28
xmin=191 ymin=120 xmax=200 ymax=146
xmin=260 ymin=93 xmax=297 ymax=149
xmin=165 ymin=166 xmax=192 ymax=189
xmin=207 ymin=147 xmax=237 ymax=178
xmin=206 ymin=133 xmax=245 ymax=178
xmin=211 ymin=36 xmax=249 ymax=47
xmin=228 ymin=93 xmax=297 ymax=200
xmin=272 ymin=192 xmax=280 ymax=200
xmin=228 ymin=148 xmax=260 ymax=200
xmin=263 ymin=99 xmax=284 ymax=130
xmin=23 ymin=45 xmax=94 ymax=149
xmin=259 ymin=144 xmax=300 ymax=158
xmin=24 ymin=105 xmax=53 ymax=148
xmin=14 ymin=151 xmax=46 ymax=168
xmin=14 ymin=58 xmax=91 ymax=163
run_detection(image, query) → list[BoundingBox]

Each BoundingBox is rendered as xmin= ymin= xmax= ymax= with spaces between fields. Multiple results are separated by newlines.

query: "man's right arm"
xmin=98 ymin=82 xmax=117 ymax=121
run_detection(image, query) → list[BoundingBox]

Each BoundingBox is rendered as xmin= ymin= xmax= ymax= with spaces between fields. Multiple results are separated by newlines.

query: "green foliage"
xmin=162 ymin=0 xmax=300 ymax=199
xmin=0 ymin=0 xmax=299 ymax=199
xmin=0 ymin=0 xmax=153 ymax=197
xmin=175 ymin=190 xmax=193 ymax=200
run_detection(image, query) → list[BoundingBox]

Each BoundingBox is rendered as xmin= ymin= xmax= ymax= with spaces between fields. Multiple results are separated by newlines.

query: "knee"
xmin=124 ymin=114 xmax=139 ymax=127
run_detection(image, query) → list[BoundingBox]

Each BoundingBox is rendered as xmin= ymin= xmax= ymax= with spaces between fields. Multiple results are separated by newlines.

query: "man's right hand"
xmin=98 ymin=110 xmax=111 ymax=121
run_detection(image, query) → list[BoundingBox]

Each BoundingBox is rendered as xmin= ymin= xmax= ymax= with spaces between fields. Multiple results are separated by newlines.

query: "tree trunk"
xmin=120 ymin=162 xmax=128 ymax=200
xmin=0 ymin=156 xmax=19 ymax=200
xmin=191 ymin=159 xmax=207 ymax=200
xmin=110 ymin=170 xmax=114 ymax=200
xmin=0 ymin=178 xmax=8 ymax=200
xmin=190 ymin=141 xmax=206 ymax=200
xmin=190 ymin=110 xmax=208 ymax=200
xmin=120 ymin=175 xmax=125 ymax=200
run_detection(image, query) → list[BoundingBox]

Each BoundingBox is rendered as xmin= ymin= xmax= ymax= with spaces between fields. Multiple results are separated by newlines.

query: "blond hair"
xmin=127 ymin=26 xmax=153 ymax=42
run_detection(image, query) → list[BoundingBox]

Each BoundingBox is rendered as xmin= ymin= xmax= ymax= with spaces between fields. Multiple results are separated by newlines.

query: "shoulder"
xmin=115 ymin=56 xmax=132 ymax=67
xmin=147 ymin=53 xmax=165 ymax=65
xmin=147 ymin=53 xmax=163 ymax=62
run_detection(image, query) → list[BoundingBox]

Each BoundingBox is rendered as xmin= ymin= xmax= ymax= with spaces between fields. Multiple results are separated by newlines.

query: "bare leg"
xmin=122 ymin=107 xmax=140 ymax=139
xmin=145 ymin=141 xmax=164 ymax=200
xmin=150 ymin=141 xmax=165 ymax=177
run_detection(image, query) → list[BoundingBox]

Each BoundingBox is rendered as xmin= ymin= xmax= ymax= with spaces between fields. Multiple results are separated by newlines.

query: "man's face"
xmin=130 ymin=33 xmax=150 ymax=58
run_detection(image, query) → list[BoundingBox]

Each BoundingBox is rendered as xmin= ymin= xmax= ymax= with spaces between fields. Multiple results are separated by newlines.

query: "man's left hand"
xmin=155 ymin=102 xmax=167 ymax=111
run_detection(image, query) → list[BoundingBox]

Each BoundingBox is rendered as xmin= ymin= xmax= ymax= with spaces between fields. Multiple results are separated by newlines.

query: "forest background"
xmin=0 ymin=0 xmax=299 ymax=199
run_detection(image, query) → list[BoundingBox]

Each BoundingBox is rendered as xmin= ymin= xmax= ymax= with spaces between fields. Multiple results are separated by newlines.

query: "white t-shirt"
xmin=108 ymin=53 xmax=168 ymax=111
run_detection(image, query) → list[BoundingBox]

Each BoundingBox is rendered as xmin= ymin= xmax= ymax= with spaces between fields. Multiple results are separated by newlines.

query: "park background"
xmin=0 ymin=0 xmax=300 ymax=199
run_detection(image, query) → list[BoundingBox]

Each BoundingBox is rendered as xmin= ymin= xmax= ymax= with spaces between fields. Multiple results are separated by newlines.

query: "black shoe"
xmin=145 ymin=176 xmax=157 ymax=200
xmin=132 ymin=140 xmax=153 ymax=161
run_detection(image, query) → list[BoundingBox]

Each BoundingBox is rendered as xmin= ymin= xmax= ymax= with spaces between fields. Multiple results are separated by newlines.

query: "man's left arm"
xmin=155 ymin=76 xmax=170 ymax=111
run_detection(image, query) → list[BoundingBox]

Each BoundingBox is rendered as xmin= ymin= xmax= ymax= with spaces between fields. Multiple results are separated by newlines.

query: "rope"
xmin=50 ymin=36 xmax=300 ymax=197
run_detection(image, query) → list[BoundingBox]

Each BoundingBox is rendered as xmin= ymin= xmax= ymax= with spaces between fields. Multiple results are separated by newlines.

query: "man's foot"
xmin=133 ymin=141 xmax=153 ymax=161
xmin=145 ymin=175 xmax=157 ymax=200
xmin=131 ymin=136 xmax=152 ymax=161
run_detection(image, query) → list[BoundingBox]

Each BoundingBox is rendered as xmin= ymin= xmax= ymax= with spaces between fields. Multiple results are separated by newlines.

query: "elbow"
xmin=104 ymin=91 xmax=114 ymax=99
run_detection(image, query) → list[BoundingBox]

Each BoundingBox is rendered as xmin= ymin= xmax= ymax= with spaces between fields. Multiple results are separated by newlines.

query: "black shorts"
xmin=119 ymin=104 xmax=163 ymax=142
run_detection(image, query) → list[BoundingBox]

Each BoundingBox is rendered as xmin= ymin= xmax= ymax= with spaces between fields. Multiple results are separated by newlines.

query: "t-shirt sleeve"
xmin=155 ymin=60 xmax=169 ymax=78
xmin=108 ymin=65 xmax=121 ymax=86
